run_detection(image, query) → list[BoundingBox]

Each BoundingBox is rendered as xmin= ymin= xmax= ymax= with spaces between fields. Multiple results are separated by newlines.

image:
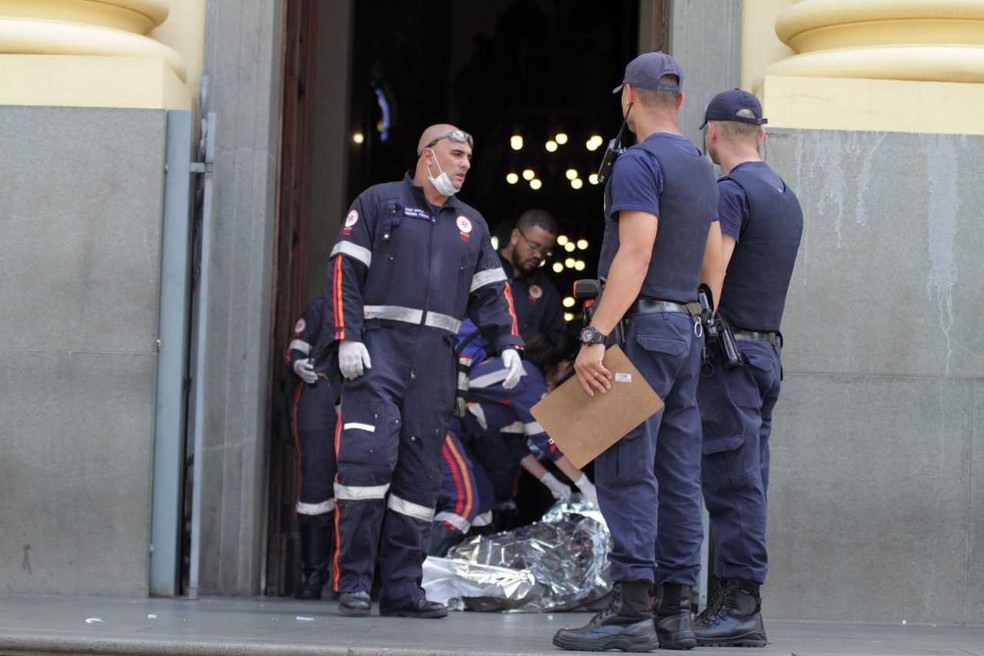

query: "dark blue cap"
xmin=700 ymin=88 xmax=767 ymax=128
xmin=613 ymin=51 xmax=684 ymax=94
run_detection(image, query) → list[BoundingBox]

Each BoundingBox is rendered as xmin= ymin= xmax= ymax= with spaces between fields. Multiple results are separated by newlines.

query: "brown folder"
xmin=530 ymin=345 xmax=664 ymax=469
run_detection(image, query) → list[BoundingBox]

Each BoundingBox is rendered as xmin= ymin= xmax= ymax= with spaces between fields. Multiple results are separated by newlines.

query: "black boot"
xmin=295 ymin=514 xmax=332 ymax=600
xmin=427 ymin=523 xmax=463 ymax=557
xmin=552 ymin=581 xmax=659 ymax=652
xmin=693 ymin=578 xmax=767 ymax=647
xmin=654 ymin=583 xmax=696 ymax=650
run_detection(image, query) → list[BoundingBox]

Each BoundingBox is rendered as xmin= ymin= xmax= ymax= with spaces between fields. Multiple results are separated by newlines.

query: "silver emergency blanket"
xmin=423 ymin=497 xmax=611 ymax=612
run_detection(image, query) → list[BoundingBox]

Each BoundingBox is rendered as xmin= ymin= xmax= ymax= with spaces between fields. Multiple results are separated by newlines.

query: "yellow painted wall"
xmin=742 ymin=0 xmax=984 ymax=134
xmin=0 ymin=0 xmax=203 ymax=109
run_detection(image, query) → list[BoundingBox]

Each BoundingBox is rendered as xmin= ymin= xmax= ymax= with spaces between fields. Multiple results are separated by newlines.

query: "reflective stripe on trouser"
xmin=594 ymin=312 xmax=704 ymax=585
xmin=291 ymin=378 xmax=337 ymax=513
xmin=697 ymin=338 xmax=781 ymax=585
xmin=333 ymin=326 xmax=455 ymax=602
xmin=436 ymin=432 xmax=488 ymax=533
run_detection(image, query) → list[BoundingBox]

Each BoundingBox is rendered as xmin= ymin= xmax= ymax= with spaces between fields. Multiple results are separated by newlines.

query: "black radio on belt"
xmin=573 ymin=278 xmax=624 ymax=347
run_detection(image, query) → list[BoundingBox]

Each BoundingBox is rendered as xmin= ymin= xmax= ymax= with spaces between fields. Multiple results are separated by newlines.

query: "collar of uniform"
xmin=403 ymin=172 xmax=464 ymax=212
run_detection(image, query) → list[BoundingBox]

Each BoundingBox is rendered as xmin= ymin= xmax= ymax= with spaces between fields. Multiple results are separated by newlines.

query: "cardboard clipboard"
xmin=530 ymin=345 xmax=664 ymax=469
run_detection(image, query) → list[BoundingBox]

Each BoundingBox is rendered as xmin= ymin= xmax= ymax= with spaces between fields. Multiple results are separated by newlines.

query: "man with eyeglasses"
xmin=320 ymin=124 xmax=523 ymax=619
xmin=498 ymin=209 xmax=566 ymax=349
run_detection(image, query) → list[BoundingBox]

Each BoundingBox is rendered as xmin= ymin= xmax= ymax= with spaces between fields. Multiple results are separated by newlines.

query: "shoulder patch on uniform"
xmin=456 ymin=215 xmax=473 ymax=234
xmin=345 ymin=210 xmax=359 ymax=227
xmin=528 ymin=284 xmax=543 ymax=300
xmin=294 ymin=318 xmax=306 ymax=334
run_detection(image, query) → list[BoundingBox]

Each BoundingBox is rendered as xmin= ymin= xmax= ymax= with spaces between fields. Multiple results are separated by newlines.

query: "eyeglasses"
xmin=423 ymin=129 xmax=473 ymax=151
xmin=517 ymin=227 xmax=554 ymax=258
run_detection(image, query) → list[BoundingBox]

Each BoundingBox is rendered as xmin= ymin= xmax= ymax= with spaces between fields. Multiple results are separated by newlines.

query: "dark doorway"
xmin=347 ymin=0 xmax=641 ymax=304
xmin=267 ymin=0 xmax=647 ymax=596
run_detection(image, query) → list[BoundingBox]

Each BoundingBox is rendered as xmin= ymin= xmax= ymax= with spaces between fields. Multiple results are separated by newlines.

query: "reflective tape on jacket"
xmin=470 ymin=267 xmax=507 ymax=292
xmin=342 ymin=422 xmax=375 ymax=433
xmin=334 ymin=482 xmax=389 ymax=501
xmin=295 ymin=498 xmax=335 ymax=515
xmin=362 ymin=305 xmax=461 ymax=334
xmin=331 ymin=241 xmax=372 ymax=267
xmin=466 ymin=404 xmax=488 ymax=430
xmin=469 ymin=367 xmax=508 ymax=389
xmin=471 ymin=510 xmax=493 ymax=527
xmin=500 ymin=421 xmax=525 ymax=434
xmin=434 ymin=511 xmax=470 ymax=533
xmin=289 ymin=339 xmax=311 ymax=355
xmin=523 ymin=421 xmax=544 ymax=436
xmin=387 ymin=494 xmax=435 ymax=522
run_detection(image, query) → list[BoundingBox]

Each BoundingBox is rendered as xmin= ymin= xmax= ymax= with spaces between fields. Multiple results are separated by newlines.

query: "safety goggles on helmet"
xmin=423 ymin=129 xmax=473 ymax=151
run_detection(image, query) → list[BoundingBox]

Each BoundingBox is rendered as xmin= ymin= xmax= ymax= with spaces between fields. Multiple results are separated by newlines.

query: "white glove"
xmin=501 ymin=348 xmax=523 ymax=390
xmin=292 ymin=358 xmax=318 ymax=384
xmin=575 ymin=474 xmax=598 ymax=506
xmin=338 ymin=340 xmax=372 ymax=379
xmin=539 ymin=472 xmax=572 ymax=501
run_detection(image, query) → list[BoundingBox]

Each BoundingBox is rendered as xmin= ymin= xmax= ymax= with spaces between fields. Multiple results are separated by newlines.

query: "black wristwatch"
xmin=579 ymin=326 xmax=608 ymax=345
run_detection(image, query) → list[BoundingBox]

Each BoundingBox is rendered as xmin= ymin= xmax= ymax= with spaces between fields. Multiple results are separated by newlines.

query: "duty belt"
xmin=733 ymin=329 xmax=782 ymax=348
xmin=630 ymin=297 xmax=702 ymax=318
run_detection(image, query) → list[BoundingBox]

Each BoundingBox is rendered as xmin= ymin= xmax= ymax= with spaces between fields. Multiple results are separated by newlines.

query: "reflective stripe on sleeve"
xmin=331 ymin=241 xmax=372 ymax=267
xmin=387 ymin=494 xmax=435 ymax=522
xmin=523 ymin=421 xmax=545 ymax=436
xmin=469 ymin=368 xmax=508 ymax=389
xmin=500 ymin=421 xmax=525 ymax=434
xmin=289 ymin=339 xmax=311 ymax=355
xmin=334 ymin=482 xmax=390 ymax=500
xmin=434 ymin=511 xmax=470 ymax=533
xmin=470 ymin=267 xmax=507 ymax=292
xmin=295 ymin=499 xmax=335 ymax=515
xmin=342 ymin=422 xmax=375 ymax=433
xmin=466 ymin=404 xmax=488 ymax=430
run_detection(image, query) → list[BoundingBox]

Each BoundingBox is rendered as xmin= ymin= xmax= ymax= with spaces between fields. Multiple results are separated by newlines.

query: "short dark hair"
xmin=516 ymin=209 xmax=558 ymax=235
xmin=717 ymin=108 xmax=761 ymax=141
xmin=636 ymin=74 xmax=681 ymax=109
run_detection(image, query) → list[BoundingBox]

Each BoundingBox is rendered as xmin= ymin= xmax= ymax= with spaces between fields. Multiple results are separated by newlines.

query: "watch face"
xmin=580 ymin=327 xmax=603 ymax=344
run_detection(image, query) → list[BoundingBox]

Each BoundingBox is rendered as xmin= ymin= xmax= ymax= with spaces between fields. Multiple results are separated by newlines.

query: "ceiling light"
xmin=352 ymin=132 xmax=365 ymax=144
xmin=588 ymin=173 xmax=599 ymax=185
xmin=545 ymin=140 xmax=558 ymax=153
xmin=564 ymin=242 xmax=576 ymax=252
xmin=530 ymin=178 xmax=542 ymax=190
xmin=565 ymin=169 xmax=578 ymax=180
xmin=522 ymin=168 xmax=535 ymax=181
xmin=574 ymin=260 xmax=586 ymax=271
xmin=563 ymin=297 xmax=576 ymax=308
xmin=552 ymin=262 xmax=564 ymax=273
xmin=506 ymin=172 xmax=519 ymax=184
xmin=555 ymin=132 xmax=568 ymax=145
xmin=571 ymin=178 xmax=584 ymax=190
xmin=577 ymin=239 xmax=588 ymax=250
xmin=510 ymin=135 xmax=524 ymax=150
xmin=557 ymin=235 xmax=569 ymax=246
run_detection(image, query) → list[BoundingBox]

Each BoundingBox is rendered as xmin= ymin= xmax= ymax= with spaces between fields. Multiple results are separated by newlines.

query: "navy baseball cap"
xmin=700 ymin=88 xmax=768 ymax=128
xmin=613 ymin=51 xmax=684 ymax=94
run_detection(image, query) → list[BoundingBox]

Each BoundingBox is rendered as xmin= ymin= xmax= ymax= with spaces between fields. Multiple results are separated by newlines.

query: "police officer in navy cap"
xmin=497 ymin=209 xmax=566 ymax=349
xmin=322 ymin=123 xmax=523 ymax=619
xmin=693 ymin=89 xmax=803 ymax=647
xmin=553 ymin=51 xmax=724 ymax=653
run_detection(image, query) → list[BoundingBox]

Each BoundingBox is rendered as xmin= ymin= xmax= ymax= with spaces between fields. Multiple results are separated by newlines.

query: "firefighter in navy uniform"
xmin=284 ymin=297 xmax=338 ymax=600
xmin=497 ymin=209 xmax=566 ymax=348
xmin=553 ymin=52 xmax=724 ymax=653
xmin=323 ymin=124 xmax=523 ymax=619
xmin=693 ymin=89 xmax=803 ymax=648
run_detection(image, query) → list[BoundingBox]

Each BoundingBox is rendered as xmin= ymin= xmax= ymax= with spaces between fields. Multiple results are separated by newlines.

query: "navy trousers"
xmin=595 ymin=311 xmax=704 ymax=585
xmin=333 ymin=326 xmax=456 ymax=605
xmin=291 ymin=378 xmax=337 ymax=517
xmin=698 ymin=339 xmax=781 ymax=585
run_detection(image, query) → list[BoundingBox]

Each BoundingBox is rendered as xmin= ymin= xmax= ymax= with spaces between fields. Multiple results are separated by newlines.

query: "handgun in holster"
xmin=573 ymin=278 xmax=625 ymax=347
xmin=697 ymin=284 xmax=747 ymax=372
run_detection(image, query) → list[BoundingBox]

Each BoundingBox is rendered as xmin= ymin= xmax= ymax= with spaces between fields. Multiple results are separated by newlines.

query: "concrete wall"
xmin=0 ymin=107 xmax=166 ymax=595
xmin=669 ymin=0 xmax=743 ymax=146
xmin=195 ymin=0 xmax=284 ymax=595
xmin=764 ymin=129 xmax=984 ymax=625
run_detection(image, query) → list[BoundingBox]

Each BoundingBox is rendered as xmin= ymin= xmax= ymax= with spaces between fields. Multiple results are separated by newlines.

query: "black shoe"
xmin=295 ymin=515 xmax=332 ymax=600
xmin=693 ymin=578 xmax=767 ymax=647
xmin=338 ymin=591 xmax=371 ymax=617
xmin=653 ymin=583 xmax=696 ymax=650
xmin=552 ymin=581 xmax=659 ymax=652
xmin=379 ymin=598 xmax=448 ymax=619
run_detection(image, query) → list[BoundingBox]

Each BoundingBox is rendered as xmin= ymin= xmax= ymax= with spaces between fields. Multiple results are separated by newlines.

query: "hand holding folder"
xmin=530 ymin=345 xmax=664 ymax=469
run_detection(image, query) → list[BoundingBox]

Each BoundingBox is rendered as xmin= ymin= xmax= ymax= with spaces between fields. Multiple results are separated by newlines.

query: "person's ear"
xmin=677 ymin=90 xmax=686 ymax=110
xmin=510 ymin=228 xmax=521 ymax=247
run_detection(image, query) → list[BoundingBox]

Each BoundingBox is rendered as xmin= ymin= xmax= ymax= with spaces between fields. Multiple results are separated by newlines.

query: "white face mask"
xmin=427 ymin=151 xmax=460 ymax=197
